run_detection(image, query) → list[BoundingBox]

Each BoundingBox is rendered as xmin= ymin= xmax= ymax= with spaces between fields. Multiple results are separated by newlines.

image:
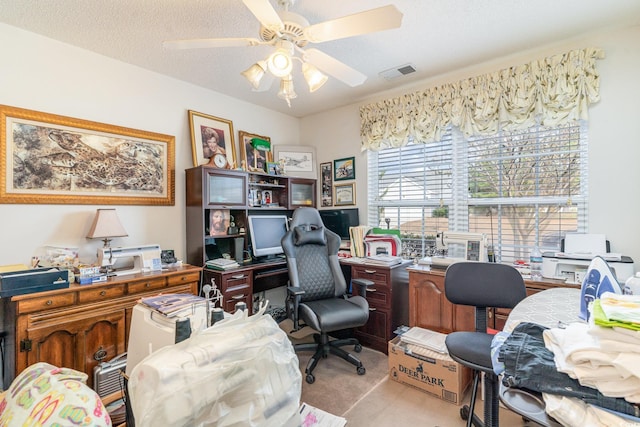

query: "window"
xmin=367 ymin=122 xmax=588 ymax=263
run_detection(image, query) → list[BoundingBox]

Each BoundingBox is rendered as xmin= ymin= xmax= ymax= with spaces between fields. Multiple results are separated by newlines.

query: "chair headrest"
xmin=289 ymin=207 xmax=323 ymax=229
xmin=294 ymin=225 xmax=326 ymax=246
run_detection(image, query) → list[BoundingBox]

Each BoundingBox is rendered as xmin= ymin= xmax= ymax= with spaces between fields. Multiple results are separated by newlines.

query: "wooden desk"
xmin=3 ymin=264 xmax=201 ymax=389
xmin=407 ymin=265 xmax=580 ymax=333
xmin=202 ymin=259 xmax=289 ymax=314
xmin=342 ymin=259 xmax=411 ymax=354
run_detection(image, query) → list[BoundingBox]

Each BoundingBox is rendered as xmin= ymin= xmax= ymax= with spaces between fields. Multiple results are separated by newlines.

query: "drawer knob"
xmin=364 ymin=269 xmax=376 ymax=274
xmin=181 ymin=276 xmax=187 ymax=281
xmin=368 ymin=288 xmax=377 ymax=293
xmin=94 ymin=346 xmax=107 ymax=362
xmin=45 ymin=300 xmax=53 ymax=306
xmin=369 ymin=307 xmax=377 ymax=312
xmin=100 ymin=290 xmax=107 ymax=297
xmin=231 ymin=295 xmax=245 ymax=300
xmin=145 ymin=283 xmax=150 ymax=288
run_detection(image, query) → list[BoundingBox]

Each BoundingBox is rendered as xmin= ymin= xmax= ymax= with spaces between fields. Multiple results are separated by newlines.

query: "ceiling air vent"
xmin=379 ymin=63 xmax=416 ymax=81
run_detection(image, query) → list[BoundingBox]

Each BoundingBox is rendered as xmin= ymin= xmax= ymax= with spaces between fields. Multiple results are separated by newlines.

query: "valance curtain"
xmin=360 ymin=47 xmax=603 ymax=151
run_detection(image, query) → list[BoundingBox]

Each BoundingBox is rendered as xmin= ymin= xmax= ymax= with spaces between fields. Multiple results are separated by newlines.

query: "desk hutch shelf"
xmin=186 ymin=166 xmax=316 ymax=311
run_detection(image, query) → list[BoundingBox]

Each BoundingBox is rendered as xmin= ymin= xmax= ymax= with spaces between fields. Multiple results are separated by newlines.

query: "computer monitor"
xmin=247 ymin=214 xmax=289 ymax=259
xmin=319 ymin=208 xmax=360 ymax=240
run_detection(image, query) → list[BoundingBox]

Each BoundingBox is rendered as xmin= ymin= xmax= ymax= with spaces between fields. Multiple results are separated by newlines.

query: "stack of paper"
xmin=364 ymin=255 xmax=403 ymax=266
xmin=140 ymin=293 xmax=206 ymax=317
xmin=399 ymin=326 xmax=448 ymax=354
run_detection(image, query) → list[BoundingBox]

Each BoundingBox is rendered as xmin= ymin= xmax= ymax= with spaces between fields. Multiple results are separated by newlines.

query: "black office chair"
xmin=444 ymin=262 xmax=527 ymax=427
xmin=281 ymin=207 xmax=373 ymax=384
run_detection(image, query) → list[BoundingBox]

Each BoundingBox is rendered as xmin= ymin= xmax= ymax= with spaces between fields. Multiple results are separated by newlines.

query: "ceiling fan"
xmin=163 ymin=0 xmax=403 ymax=105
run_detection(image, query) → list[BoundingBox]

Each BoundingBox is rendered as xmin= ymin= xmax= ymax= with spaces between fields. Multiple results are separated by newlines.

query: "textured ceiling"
xmin=1 ymin=0 xmax=639 ymax=117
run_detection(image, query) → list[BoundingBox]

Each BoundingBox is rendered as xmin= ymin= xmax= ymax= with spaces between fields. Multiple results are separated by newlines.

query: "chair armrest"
xmin=287 ymin=286 xmax=305 ymax=296
xmin=286 ymin=286 xmax=305 ymax=331
xmin=352 ymin=278 xmax=374 ymax=298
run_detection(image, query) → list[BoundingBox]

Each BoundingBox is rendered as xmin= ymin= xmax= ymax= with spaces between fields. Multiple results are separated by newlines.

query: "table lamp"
xmin=86 ymin=208 xmax=128 ymax=275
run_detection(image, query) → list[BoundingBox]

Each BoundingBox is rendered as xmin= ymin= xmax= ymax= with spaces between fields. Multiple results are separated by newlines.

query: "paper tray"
xmin=0 ymin=267 xmax=69 ymax=297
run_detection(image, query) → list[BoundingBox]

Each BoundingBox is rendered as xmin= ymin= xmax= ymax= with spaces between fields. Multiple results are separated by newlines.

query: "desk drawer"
xmin=221 ymin=274 xmax=252 ymax=293
xmin=356 ymin=285 xmax=390 ymax=309
xmin=352 ymin=266 xmax=390 ymax=289
xmin=78 ymin=285 xmax=125 ymax=304
xmin=17 ymin=293 xmax=76 ymax=314
xmin=127 ymin=277 xmax=166 ymax=294
xmin=167 ymin=271 xmax=200 ymax=286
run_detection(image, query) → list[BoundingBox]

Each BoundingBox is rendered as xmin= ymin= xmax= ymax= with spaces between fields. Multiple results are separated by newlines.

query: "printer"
xmin=541 ymin=233 xmax=634 ymax=284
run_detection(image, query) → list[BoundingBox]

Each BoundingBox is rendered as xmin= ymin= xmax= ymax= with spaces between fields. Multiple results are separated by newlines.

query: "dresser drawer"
xmin=167 ymin=271 xmax=200 ymax=286
xmin=127 ymin=277 xmax=166 ymax=294
xmin=16 ymin=293 xmax=76 ymax=314
xmin=77 ymin=285 xmax=125 ymax=304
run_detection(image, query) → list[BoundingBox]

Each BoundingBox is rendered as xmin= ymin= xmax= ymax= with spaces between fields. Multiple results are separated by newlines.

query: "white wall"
xmin=0 ymin=24 xmax=300 ymax=266
xmin=2 ymin=23 xmax=639 ymax=269
xmin=301 ymin=25 xmax=640 ymax=265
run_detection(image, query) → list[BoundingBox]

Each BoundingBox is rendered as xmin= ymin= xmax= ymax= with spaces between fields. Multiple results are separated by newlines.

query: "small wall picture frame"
xmin=334 ymin=182 xmax=356 ymax=206
xmin=320 ymin=161 xmax=333 ymax=207
xmin=334 ymin=156 xmax=355 ymax=181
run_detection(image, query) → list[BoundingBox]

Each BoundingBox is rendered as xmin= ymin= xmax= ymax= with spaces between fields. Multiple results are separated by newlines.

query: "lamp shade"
xmin=86 ymin=209 xmax=128 ymax=240
xmin=278 ymin=76 xmax=297 ymax=107
xmin=302 ymin=62 xmax=328 ymax=93
xmin=241 ymin=61 xmax=267 ymax=90
xmin=267 ymin=48 xmax=293 ymax=78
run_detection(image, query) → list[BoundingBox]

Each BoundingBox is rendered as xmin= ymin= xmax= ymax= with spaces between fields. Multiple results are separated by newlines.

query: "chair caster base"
xmin=357 ymin=366 xmax=366 ymax=375
xmin=306 ymin=373 xmax=315 ymax=384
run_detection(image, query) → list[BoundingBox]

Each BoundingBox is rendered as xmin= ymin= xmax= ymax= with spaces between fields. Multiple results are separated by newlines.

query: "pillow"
xmin=294 ymin=225 xmax=326 ymax=246
xmin=0 ymin=362 xmax=112 ymax=427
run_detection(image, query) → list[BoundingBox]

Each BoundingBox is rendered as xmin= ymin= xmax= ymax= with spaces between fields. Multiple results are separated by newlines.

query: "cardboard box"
xmin=388 ymin=336 xmax=471 ymax=405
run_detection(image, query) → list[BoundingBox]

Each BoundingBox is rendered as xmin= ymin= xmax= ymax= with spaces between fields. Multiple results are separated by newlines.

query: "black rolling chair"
xmin=281 ymin=207 xmax=373 ymax=384
xmin=444 ymin=262 xmax=527 ymax=427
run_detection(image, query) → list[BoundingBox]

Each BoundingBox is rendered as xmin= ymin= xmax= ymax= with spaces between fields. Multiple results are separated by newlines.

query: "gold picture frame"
xmin=188 ymin=110 xmax=236 ymax=168
xmin=0 ymin=104 xmax=175 ymax=205
xmin=239 ymin=130 xmax=272 ymax=172
xmin=334 ymin=182 xmax=356 ymax=206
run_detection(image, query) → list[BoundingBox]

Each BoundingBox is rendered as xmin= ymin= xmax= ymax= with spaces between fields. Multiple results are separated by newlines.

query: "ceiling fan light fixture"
xmin=278 ymin=76 xmax=297 ymax=107
xmin=267 ymin=47 xmax=293 ymax=77
xmin=302 ymin=62 xmax=328 ymax=93
xmin=241 ymin=60 xmax=267 ymax=89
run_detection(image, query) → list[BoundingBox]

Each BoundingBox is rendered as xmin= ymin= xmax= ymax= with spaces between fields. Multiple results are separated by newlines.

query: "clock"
xmin=212 ymin=153 xmax=228 ymax=168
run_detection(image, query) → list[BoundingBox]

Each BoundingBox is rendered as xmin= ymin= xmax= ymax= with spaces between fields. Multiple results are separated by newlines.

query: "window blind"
xmin=367 ymin=121 xmax=588 ymax=262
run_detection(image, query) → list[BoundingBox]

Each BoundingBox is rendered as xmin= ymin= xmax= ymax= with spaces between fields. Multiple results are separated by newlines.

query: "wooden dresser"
xmin=408 ymin=265 xmax=579 ymax=333
xmin=2 ymin=264 xmax=201 ymax=388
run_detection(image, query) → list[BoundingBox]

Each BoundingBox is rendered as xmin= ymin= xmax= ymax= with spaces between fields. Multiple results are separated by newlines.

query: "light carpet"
xmin=279 ymin=319 xmax=389 ymax=417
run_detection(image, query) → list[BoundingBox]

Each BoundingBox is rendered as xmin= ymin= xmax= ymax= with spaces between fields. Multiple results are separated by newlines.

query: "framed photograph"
xmin=334 ymin=182 xmax=356 ymax=206
xmin=334 ymin=156 xmax=355 ymax=181
xmin=239 ymin=130 xmax=272 ymax=172
xmin=0 ymin=104 xmax=175 ymax=205
xmin=188 ymin=110 xmax=236 ymax=168
xmin=274 ymin=145 xmax=317 ymax=179
xmin=266 ymin=161 xmax=280 ymax=175
xmin=320 ymin=161 xmax=333 ymax=207
xmin=208 ymin=208 xmax=230 ymax=236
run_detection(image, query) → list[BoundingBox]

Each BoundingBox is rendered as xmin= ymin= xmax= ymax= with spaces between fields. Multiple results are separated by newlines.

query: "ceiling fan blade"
xmin=163 ymin=38 xmax=262 ymax=49
xmin=304 ymin=5 xmax=403 ymax=43
xmin=242 ymin=0 xmax=284 ymax=32
xmin=304 ymin=48 xmax=366 ymax=87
